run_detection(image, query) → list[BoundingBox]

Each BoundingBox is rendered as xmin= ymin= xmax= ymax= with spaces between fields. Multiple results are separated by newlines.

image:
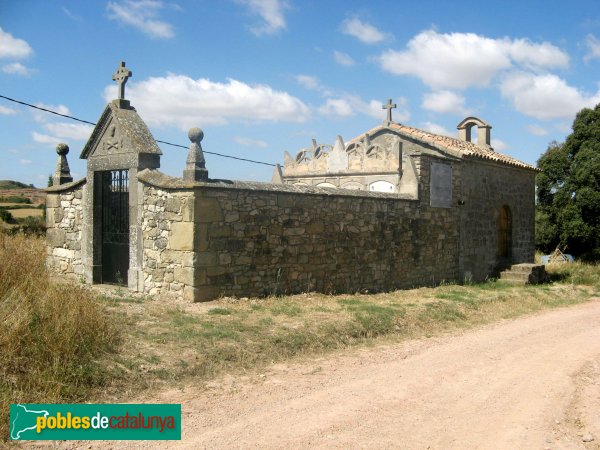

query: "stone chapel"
xmin=45 ymin=64 xmax=539 ymax=301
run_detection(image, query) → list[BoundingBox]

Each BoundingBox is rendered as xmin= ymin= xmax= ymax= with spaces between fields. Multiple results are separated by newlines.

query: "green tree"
xmin=536 ymin=105 xmax=600 ymax=261
xmin=47 ymin=174 xmax=53 ymax=188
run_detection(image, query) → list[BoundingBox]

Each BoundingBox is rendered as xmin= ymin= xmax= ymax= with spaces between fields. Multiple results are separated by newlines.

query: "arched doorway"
xmin=498 ymin=205 xmax=512 ymax=259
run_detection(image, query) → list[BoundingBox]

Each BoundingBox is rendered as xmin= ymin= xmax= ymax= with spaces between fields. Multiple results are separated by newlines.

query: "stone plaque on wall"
xmin=430 ymin=161 xmax=452 ymax=208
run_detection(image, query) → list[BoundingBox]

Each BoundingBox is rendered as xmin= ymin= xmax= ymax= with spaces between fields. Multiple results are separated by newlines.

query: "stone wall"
xmin=141 ymin=185 xmax=196 ymax=300
xmin=46 ymin=155 xmax=536 ymax=302
xmin=192 ymin=186 xmax=459 ymax=300
xmin=46 ymin=180 xmax=86 ymax=279
xmin=138 ymin=158 xmax=462 ymax=301
xmin=459 ymin=160 xmax=536 ymax=281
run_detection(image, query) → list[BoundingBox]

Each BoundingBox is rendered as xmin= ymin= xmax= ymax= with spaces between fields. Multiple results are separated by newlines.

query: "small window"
xmin=369 ymin=181 xmax=395 ymax=192
xmin=316 ymin=182 xmax=336 ymax=188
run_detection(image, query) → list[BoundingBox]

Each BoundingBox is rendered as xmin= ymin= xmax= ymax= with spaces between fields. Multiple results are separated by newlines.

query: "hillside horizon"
xmin=0 ymin=180 xmax=39 ymax=190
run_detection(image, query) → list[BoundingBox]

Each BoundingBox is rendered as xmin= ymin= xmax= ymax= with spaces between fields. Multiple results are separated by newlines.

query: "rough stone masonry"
xmin=45 ymin=62 xmax=538 ymax=301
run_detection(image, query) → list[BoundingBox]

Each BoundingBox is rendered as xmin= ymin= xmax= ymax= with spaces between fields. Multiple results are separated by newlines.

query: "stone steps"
xmin=499 ymin=263 xmax=548 ymax=285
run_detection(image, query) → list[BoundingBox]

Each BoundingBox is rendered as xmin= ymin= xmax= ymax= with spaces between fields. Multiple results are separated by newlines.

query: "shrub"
xmin=0 ymin=208 xmax=13 ymax=223
xmin=2 ymin=216 xmax=46 ymax=236
xmin=0 ymin=196 xmax=32 ymax=204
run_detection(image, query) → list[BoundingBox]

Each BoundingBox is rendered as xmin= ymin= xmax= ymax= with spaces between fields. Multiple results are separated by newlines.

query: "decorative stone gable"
xmin=281 ymin=125 xmax=414 ymax=194
xmin=345 ymin=130 xmax=402 ymax=173
xmin=80 ymin=100 xmax=162 ymax=167
xmin=278 ymin=98 xmax=420 ymax=194
xmin=81 ymin=61 xmax=161 ymax=170
xmin=283 ymin=131 xmax=402 ymax=177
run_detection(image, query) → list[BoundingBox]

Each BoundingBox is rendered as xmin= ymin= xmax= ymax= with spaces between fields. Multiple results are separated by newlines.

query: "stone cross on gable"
xmin=112 ymin=61 xmax=132 ymax=100
xmin=382 ymin=98 xmax=397 ymax=123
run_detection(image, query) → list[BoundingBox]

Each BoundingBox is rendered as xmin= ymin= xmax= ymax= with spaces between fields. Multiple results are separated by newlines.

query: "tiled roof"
xmin=348 ymin=122 xmax=539 ymax=171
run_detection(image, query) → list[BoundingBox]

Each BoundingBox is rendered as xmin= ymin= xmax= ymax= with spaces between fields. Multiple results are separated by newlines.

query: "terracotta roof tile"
xmin=348 ymin=122 xmax=539 ymax=171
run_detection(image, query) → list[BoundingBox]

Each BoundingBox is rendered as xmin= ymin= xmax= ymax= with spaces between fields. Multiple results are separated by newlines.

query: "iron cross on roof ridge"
xmin=382 ymin=98 xmax=396 ymax=123
xmin=112 ymin=61 xmax=132 ymax=101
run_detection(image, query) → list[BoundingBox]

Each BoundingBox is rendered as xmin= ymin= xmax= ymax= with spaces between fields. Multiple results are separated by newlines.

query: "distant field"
xmin=0 ymin=180 xmax=46 ymax=206
xmin=0 ymin=203 xmax=24 ymax=207
xmin=9 ymin=208 xmax=43 ymax=218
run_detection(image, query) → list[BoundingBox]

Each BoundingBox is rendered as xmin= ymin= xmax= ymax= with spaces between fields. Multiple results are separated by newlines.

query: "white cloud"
xmin=506 ymin=39 xmax=569 ymax=70
xmin=32 ymin=132 xmax=62 ymax=146
xmin=43 ymin=123 xmax=93 ymax=141
xmin=103 ymin=74 xmax=310 ymax=127
xmin=295 ymin=74 xmax=322 ymax=91
xmin=107 ymin=0 xmax=174 ymax=39
xmin=421 ymin=90 xmax=468 ymax=115
xmin=2 ymin=62 xmax=31 ymax=76
xmin=0 ymin=105 xmax=17 ymax=115
xmin=62 ymin=7 xmax=82 ymax=22
xmin=237 ymin=0 xmax=288 ymax=36
xmin=333 ymin=50 xmax=355 ymax=66
xmin=294 ymin=74 xmax=332 ymax=97
xmin=233 ymin=136 xmax=268 ymax=148
xmin=584 ymin=34 xmax=600 ymax=63
xmin=319 ymin=95 xmax=410 ymax=122
xmin=19 ymin=159 xmax=32 ymax=165
xmin=526 ymin=124 xmax=549 ymax=136
xmin=420 ymin=121 xmax=453 ymax=137
xmin=554 ymin=122 xmax=571 ymax=133
xmin=366 ymin=98 xmax=410 ymax=122
xmin=341 ymin=18 xmax=388 ymax=44
xmin=491 ymin=138 xmax=508 ymax=151
xmin=29 ymin=102 xmax=92 ymax=146
xmin=378 ymin=30 xmax=569 ymax=89
xmin=318 ymin=98 xmax=354 ymax=117
xmin=32 ymin=103 xmax=70 ymax=123
xmin=500 ymin=72 xmax=600 ymax=119
xmin=0 ymin=27 xmax=33 ymax=59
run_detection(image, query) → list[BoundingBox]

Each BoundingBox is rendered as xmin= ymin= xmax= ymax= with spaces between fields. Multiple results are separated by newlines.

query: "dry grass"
xmin=546 ymin=261 xmax=600 ymax=289
xmin=107 ymin=273 xmax=598 ymax=393
xmin=0 ymin=234 xmax=120 ymax=441
xmin=7 ymin=208 xmax=43 ymax=218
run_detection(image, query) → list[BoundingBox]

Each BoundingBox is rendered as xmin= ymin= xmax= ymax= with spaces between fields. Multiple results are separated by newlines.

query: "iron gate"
xmin=100 ymin=169 xmax=129 ymax=285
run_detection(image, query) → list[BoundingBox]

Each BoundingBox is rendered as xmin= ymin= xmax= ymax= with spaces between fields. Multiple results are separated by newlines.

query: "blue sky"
xmin=2 ymin=0 xmax=600 ymax=186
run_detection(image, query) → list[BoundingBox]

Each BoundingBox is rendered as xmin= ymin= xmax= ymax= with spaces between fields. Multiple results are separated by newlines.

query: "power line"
xmin=0 ymin=94 xmax=277 ymax=167
xmin=0 ymin=94 xmax=96 ymax=125
xmin=153 ymin=139 xmax=275 ymax=166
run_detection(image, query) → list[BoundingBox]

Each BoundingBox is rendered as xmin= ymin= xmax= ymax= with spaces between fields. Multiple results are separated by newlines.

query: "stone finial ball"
xmin=56 ymin=143 xmax=69 ymax=155
xmin=188 ymin=127 xmax=204 ymax=143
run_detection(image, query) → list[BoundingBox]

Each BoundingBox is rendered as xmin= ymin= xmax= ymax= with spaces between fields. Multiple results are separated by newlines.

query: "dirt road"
xmin=95 ymin=300 xmax=600 ymax=449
